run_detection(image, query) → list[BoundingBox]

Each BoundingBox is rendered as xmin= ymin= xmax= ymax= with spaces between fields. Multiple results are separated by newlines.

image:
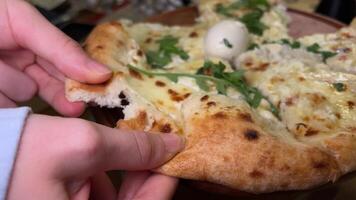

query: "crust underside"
xmin=65 ymin=17 xmax=356 ymax=193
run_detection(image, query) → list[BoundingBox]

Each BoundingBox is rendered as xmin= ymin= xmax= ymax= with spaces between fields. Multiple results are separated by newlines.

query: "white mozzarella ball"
xmin=204 ymin=20 xmax=249 ymax=61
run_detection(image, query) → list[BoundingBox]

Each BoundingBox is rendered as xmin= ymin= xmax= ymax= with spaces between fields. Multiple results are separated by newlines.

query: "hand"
xmin=7 ymin=114 xmax=184 ymax=200
xmin=0 ymin=0 xmax=112 ymax=116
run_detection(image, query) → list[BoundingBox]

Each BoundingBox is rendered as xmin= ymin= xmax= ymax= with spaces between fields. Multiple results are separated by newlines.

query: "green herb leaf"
xmin=248 ymin=43 xmax=260 ymax=50
xmin=280 ymin=39 xmax=301 ymax=49
xmin=146 ymin=51 xmax=172 ymax=68
xmin=319 ymin=51 xmax=337 ymax=61
xmin=146 ymin=35 xmax=189 ymax=69
xmin=195 ymin=78 xmax=210 ymax=91
xmin=223 ymin=38 xmax=233 ymax=48
xmin=215 ymin=3 xmax=235 ymax=17
xmin=306 ymin=43 xmax=337 ymax=61
xmin=216 ymin=81 xmax=228 ymax=95
xmin=306 ymin=43 xmax=321 ymax=53
xmin=333 ymin=83 xmax=346 ymax=92
xmin=127 ymin=62 xmax=280 ymax=118
xmin=240 ymin=10 xmax=268 ymax=36
xmin=214 ymin=0 xmax=269 ymax=35
xmin=215 ymin=0 xmax=270 ymax=17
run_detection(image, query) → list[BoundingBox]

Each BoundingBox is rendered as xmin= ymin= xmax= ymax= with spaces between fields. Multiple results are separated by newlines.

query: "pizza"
xmin=65 ymin=0 xmax=356 ymax=194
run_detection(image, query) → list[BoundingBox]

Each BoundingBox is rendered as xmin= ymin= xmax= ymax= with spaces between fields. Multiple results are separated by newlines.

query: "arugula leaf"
xmin=127 ymin=61 xmax=280 ymax=118
xmin=247 ymin=43 xmax=260 ymax=50
xmin=146 ymin=35 xmax=189 ymax=69
xmin=223 ymin=38 xmax=233 ymax=48
xmin=215 ymin=3 xmax=235 ymax=18
xmin=214 ymin=0 xmax=269 ymax=35
xmin=240 ymin=10 xmax=267 ymax=36
xmin=195 ymin=78 xmax=210 ymax=92
xmin=215 ymin=0 xmax=269 ymax=16
xmin=319 ymin=51 xmax=337 ymax=61
xmin=306 ymin=43 xmax=337 ymax=61
xmin=306 ymin=43 xmax=321 ymax=53
xmin=333 ymin=83 xmax=346 ymax=92
xmin=262 ymin=40 xmax=337 ymax=62
xmin=146 ymin=51 xmax=172 ymax=68
xmin=280 ymin=39 xmax=301 ymax=49
xmin=195 ymin=61 xmax=279 ymax=116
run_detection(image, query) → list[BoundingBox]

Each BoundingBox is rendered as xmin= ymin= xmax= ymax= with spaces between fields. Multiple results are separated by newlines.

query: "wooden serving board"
xmin=94 ymin=7 xmax=355 ymax=200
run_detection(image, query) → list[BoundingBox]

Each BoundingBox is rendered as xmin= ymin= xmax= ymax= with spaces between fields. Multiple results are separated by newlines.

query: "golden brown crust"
xmin=156 ymin=95 xmax=341 ymax=193
xmin=67 ymin=20 xmax=356 ymax=194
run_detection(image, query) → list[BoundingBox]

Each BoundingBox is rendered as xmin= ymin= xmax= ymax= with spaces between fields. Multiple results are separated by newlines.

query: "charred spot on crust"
xmin=129 ymin=69 xmax=143 ymax=80
xmin=207 ymin=101 xmax=217 ymax=107
xmin=249 ymin=170 xmax=264 ymax=178
xmin=95 ymin=45 xmax=104 ymax=49
xmin=213 ymin=112 xmax=227 ymax=119
xmin=341 ymin=32 xmax=353 ymax=39
xmin=296 ymin=123 xmax=308 ymax=131
xmin=280 ymin=182 xmax=291 ymax=188
xmin=168 ymin=89 xmax=179 ymax=96
xmin=189 ymin=32 xmax=198 ymax=38
xmin=238 ymin=113 xmax=254 ymax=123
xmin=137 ymin=50 xmax=144 ymax=57
xmin=298 ymin=76 xmax=306 ymax=81
xmin=109 ymin=21 xmax=122 ymax=27
xmin=121 ymin=99 xmax=130 ymax=106
xmin=244 ymin=129 xmax=259 ymax=141
xmin=167 ymin=89 xmax=190 ymax=102
xmin=119 ymin=92 xmax=126 ymax=99
xmin=335 ymin=113 xmax=342 ymax=119
xmin=117 ymin=40 xmax=125 ymax=47
xmin=254 ymin=62 xmax=270 ymax=71
xmin=145 ymin=38 xmax=152 ymax=44
xmin=270 ymin=76 xmax=285 ymax=84
xmin=160 ymin=124 xmax=172 ymax=133
xmin=200 ymin=95 xmax=209 ymax=102
xmin=313 ymin=162 xmax=328 ymax=169
xmin=305 ymin=129 xmax=319 ymax=137
xmin=285 ymin=97 xmax=296 ymax=106
xmin=308 ymin=93 xmax=327 ymax=105
xmin=155 ymin=81 xmax=166 ymax=87
xmin=347 ymin=101 xmax=355 ymax=110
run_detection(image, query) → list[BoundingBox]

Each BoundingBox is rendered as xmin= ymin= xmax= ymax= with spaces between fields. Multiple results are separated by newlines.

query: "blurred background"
xmin=28 ymin=0 xmax=355 ymax=42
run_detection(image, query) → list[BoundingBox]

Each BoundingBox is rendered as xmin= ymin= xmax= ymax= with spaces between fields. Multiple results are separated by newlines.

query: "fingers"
xmin=51 ymin=119 xmax=184 ymax=174
xmin=7 ymin=0 xmax=112 ymax=84
xmin=25 ymin=64 xmax=85 ymax=117
xmin=0 ymin=91 xmax=16 ymax=108
xmin=118 ymin=171 xmax=151 ymax=200
xmin=118 ymin=172 xmax=178 ymax=200
xmin=90 ymin=173 xmax=117 ymax=200
xmin=95 ymin=125 xmax=185 ymax=171
xmin=0 ymin=49 xmax=35 ymax=71
xmin=0 ymin=60 xmax=37 ymax=102
xmin=131 ymin=174 xmax=178 ymax=200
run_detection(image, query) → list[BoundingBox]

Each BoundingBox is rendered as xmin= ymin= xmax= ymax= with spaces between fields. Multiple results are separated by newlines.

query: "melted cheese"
xmin=197 ymin=0 xmax=290 ymax=44
xmin=236 ymin=44 xmax=356 ymax=139
xmin=299 ymin=27 xmax=356 ymax=74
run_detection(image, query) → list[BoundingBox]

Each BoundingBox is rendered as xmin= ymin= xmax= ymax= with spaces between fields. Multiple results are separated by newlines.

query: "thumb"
xmin=6 ymin=0 xmax=111 ymax=84
xmin=97 ymin=125 xmax=185 ymax=171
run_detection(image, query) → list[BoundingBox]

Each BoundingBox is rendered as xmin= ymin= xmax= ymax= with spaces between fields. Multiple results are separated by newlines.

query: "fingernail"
xmin=88 ymin=60 xmax=112 ymax=75
xmin=161 ymin=134 xmax=185 ymax=154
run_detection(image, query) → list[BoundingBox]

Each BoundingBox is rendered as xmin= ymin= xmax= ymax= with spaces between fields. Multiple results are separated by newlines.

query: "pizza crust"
xmin=66 ymin=10 xmax=356 ymax=193
xmin=158 ymin=94 xmax=340 ymax=193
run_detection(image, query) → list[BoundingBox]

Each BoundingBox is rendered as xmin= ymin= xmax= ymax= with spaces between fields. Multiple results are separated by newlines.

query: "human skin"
xmin=0 ymin=0 xmax=184 ymax=199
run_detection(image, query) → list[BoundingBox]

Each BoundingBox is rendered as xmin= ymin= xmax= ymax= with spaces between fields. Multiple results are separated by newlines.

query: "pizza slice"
xmin=65 ymin=0 xmax=356 ymax=194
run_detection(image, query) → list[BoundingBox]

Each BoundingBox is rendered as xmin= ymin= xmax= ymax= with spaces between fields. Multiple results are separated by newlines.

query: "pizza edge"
xmin=65 ymin=21 xmax=356 ymax=194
